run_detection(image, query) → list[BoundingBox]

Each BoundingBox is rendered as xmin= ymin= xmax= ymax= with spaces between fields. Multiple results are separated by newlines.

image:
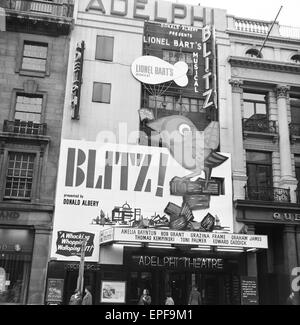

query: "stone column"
xmin=296 ymin=226 xmax=300 ymax=267
xmin=229 ymin=79 xmax=247 ymax=200
xmin=296 ymin=226 xmax=300 ymax=303
xmin=283 ymin=225 xmax=298 ymax=293
xmin=27 ymin=226 xmax=52 ymax=305
xmin=276 ymin=85 xmax=298 ymax=202
xmin=246 ymin=224 xmax=257 ymax=277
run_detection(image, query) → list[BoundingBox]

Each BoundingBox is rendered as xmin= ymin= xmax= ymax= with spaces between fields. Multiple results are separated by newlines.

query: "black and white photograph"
xmin=0 ymin=0 xmax=299 ymax=310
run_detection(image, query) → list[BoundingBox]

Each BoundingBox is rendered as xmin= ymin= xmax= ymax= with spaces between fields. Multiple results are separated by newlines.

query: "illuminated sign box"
xmin=100 ymin=227 xmax=268 ymax=249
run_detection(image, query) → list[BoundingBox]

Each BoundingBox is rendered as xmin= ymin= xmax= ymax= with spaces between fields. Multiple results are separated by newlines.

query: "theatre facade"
xmin=45 ymin=0 xmax=269 ymax=305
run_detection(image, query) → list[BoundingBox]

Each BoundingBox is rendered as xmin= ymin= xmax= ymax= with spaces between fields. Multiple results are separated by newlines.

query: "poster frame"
xmin=100 ymin=280 xmax=127 ymax=304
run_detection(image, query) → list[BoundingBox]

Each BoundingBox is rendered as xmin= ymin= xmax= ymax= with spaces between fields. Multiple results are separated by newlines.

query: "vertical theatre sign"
xmin=143 ymin=22 xmax=217 ymax=110
xmin=71 ymin=41 xmax=85 ymax=120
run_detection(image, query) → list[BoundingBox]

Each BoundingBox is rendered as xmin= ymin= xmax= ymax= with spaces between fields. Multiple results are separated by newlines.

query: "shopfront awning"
xmin=99 ymin=227 xmax=268 ymax=253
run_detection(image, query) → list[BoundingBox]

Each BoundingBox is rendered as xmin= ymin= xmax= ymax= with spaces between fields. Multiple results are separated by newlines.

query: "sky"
xmin=172 ymin=0 xmax=300 ymax=27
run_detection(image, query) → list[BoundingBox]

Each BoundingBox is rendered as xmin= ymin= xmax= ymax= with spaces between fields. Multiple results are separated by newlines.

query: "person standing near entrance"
xmin=82 ymin=286 xmax=93 ymax=305
xmin=69 ymin=290 xmax=82 ymax=305
xmin=138 ymin=289 xmax=152 ymax=305
xmin=286 ymin=291 xmax=300 ymax=305
xmin=188 ymin=286 xmax=202 ymax=305
xmin=165 ymin=292 xmax=175 ymax=305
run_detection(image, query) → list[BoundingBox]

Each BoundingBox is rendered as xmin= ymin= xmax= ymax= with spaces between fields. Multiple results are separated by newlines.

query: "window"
xmin=290 ymin=97 xmax=300 ymax=124
xmin=4 ymin=152 xmax=35 ymax=200
xmin=243 ymin=92 xmax=267 ymax=119
xmin=21 ymin=41 xmax=48 ymax=72
xmin=95 ymin=36 xmax=114 ymax=61
xmin=163 ymin=51 xmax=193 ymax=75
xmin=30 ymin=0 xmax=53 ymax=14
xmin=291 ymin=54 xmax=300 ymax=64
xmin=92 ymin=82 xmax=111 ymax=104
xmin=295 ymin=155 xmax=300 ymax=190
xmin=245 ymin=48 xmax=262 ymax=58
xmin=147 ymin=95 xmax=204 ymax=113
xmin=246 ymin=151 xmax=272 ymax=189
xmin=15 ymin=93 xmax=43 ymax=123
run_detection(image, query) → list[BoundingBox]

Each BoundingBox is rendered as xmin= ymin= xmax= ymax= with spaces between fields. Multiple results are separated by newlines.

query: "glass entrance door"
xmin=163 ymin=271 xmax=191 ymax=305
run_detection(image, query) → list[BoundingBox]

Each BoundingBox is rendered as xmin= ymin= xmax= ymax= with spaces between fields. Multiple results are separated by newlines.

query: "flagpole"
xmin=258 ymin=6 xmax=283 ymax=57
xmin=76 ymin=238 xmax=87 ymax=296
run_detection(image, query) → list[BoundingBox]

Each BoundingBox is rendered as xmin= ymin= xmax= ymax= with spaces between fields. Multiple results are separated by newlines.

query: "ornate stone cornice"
xmin=228 ymin=56 xmax=300 ymax=74
xmin=276 ymin=85 xmax=290 ymax=99
xmin=227 ymin=30 xmax=300 ymax=46
xmin=283 ymin=225 xmax=296 ymax=234
xmin=229 ymin=79 xmax=243 ymax=93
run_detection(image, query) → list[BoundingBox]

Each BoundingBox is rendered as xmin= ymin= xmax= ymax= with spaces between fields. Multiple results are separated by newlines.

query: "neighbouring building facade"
xmin=0 ymin=1 xmax=73 ymax=304
xmin=45 ymin=0 xmax=272 ymax=306
xmin=226 ymin=16 xmax=300 ymax=304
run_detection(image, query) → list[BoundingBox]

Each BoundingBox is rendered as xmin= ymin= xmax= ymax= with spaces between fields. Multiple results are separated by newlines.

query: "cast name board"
xmin=100 ymin=227 xmax=268 ymax=249
xmin=131 ymin=255 xmax=224 ymax=270
xmin=85 ymin=0 xmax=205 ymax=26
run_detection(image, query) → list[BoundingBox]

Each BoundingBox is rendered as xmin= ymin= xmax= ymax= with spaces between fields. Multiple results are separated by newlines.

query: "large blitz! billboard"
xmin=50 ymin=140 xmax=233 ymax=262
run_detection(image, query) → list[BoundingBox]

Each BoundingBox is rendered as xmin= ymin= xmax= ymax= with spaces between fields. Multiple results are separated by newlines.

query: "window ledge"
xmin=0 ymin=132 xmax=51 ymax=145
xmin=0 ymin=201 xmax=54 ymax=213
xmin=18 ymin=69 xmax=48 ymax=78
xmin=235 ymin=199 xmax=300 ymax=210
xmin=243 ymin=130 xmax=279 ymax=143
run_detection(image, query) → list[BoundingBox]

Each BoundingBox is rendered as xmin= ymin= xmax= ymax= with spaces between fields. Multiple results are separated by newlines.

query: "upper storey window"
xmin=15 ymin=93 xmax=43 ymax=123
xmin=291 ymin=54 xmax=300 ymax=64
xmin=245 ymin=48 xmax=262 ymax=59
xmin=95 ymin=36 xmax=114 ymax=62
xmin=21 ymin=41 xmax=48 ymax=72
xmin=243 ymin=92 xmax=267 ymax=119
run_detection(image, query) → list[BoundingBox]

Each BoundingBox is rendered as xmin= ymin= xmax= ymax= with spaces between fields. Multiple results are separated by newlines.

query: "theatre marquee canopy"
xmin=100 ymin=227 xmax=268 ymax=250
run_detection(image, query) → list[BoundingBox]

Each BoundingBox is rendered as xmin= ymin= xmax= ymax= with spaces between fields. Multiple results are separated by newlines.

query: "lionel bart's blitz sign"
xmin=131 ymin=56 xmax=189 ymax=86
xmin=50 ymin=140 xmax=233 ymax=262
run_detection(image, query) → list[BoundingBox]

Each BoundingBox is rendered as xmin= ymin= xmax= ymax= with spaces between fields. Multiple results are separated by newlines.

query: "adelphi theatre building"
xmin=45 ymin=0 xmax=269 ymax=305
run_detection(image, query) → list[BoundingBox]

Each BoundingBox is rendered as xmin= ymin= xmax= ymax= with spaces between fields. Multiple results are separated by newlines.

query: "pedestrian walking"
xmin=82 ymin=286 xmax=93 ymax=305
xmin=188 ymin=286 xmax=202 ymax=305
xmin=138 ymin=289 xmax=152 ymax=305
xmin=69 ymin=290 xmax=82 ymax=305
xmin=165 ymin=292 xmax=175 ymax=305
xmin=286 ymin=291 xmax=300 ymax=305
